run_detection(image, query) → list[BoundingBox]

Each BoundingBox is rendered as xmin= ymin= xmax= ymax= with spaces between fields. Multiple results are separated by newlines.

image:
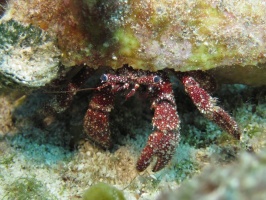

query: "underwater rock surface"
xmin=0 ymin=84 xmax=265 ymax=199
xmin=0 ymin=0 xmax=265 ymax=87
xmin=158 ymin=150 xmax=266 ymax=200
xmin=0 ymin=20 xmax=60 ymax=87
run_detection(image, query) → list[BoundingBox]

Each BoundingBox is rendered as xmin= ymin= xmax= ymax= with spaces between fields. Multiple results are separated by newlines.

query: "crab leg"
xmin=181 ymin=74 xmax=241 ymax=139
xmin=84 ymin=86 xmax=115 ymax=149
xmin=136 ymin=101 xmax=180 ymax=172
xmin=136 ymin=76 xmax=180 ymax=172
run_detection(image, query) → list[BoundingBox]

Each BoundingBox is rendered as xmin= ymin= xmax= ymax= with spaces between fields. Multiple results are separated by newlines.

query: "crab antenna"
xmin=44 ymin=87 xmax=97 ymax=94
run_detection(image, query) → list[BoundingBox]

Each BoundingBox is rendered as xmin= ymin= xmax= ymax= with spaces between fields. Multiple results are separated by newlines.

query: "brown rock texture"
xmin=1 ymin=0 xmax=266 ymax=86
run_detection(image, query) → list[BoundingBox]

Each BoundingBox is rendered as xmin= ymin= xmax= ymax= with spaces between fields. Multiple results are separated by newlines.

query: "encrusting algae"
xmin=0 ymin=0 xmax=265 ymax=86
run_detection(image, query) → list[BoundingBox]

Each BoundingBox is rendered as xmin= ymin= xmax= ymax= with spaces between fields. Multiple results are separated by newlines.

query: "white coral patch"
xmin=0 ymin=40 xmax=60 ymax=87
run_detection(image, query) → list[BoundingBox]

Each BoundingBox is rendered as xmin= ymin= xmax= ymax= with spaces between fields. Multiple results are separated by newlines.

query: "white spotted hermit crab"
xmin=51 ymin=64 xmax=240 ymax=172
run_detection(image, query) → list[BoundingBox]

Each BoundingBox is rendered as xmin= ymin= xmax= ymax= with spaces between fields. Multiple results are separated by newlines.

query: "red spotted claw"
xmin=136 ymin=74 xmax=180 ymax=172
xmin=179 ymin=72 xmax=241 ymax=140
xmin=84 ymin=86 xmax=115 ymax=149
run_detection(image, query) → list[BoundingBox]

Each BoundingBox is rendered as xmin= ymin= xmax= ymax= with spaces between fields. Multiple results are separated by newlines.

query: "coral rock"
xmin=0 ymin=20 xmax=60 ymax=87
xmin=1 ymin=0 xmax=266 ymax=86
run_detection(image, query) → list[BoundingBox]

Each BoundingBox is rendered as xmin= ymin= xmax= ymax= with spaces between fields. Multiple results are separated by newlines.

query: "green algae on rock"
xmin=3 ymin=176 xmax=56 ymax=200
xmin=4 ymin=0 xmax=266 ymax=73
xmin=76 ymin=0 xmax=266 ymax=72
xmin=82 ymin=182 xmax=125 ymax=200
xmin=0 ymin=20 xmax=60 ymax=87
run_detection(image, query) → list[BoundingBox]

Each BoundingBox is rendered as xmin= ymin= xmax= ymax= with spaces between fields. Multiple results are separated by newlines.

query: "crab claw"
xmin=136 ymin=130 xmax=179 ymax=172
xmin=181 ymin=75 xmax=241 ymax=139
xmin=84 ymin=108 xmax=113 ymax=149
xmin=84 ymin=87 xmax=115 ymax=149
xmin=135 ymin=75 xmax=181 ymax=172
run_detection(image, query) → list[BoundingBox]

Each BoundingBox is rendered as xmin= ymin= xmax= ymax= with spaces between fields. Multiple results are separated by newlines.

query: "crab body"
xmin=53 ymin=65 xmax=241 ymax=172
xmin=83 ymin=66 xmax=181 ymax=172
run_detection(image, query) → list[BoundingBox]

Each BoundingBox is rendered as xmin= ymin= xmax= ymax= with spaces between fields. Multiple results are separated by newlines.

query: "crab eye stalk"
xmin=100 ymin=74 xmax=108 ymax=82
xmin=153 ymin=75 xmax=161 ymax=83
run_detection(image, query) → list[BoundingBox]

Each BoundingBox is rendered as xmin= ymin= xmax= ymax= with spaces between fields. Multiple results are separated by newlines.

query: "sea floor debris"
xmin=0 ymin=84 xmax=265 ymax=199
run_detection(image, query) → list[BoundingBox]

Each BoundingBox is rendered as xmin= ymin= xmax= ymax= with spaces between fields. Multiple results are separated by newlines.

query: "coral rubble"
xmin=0 ymin=83 xmax=265 ymax=199
xmin=0 ymin=93 xmax=16 ymax=137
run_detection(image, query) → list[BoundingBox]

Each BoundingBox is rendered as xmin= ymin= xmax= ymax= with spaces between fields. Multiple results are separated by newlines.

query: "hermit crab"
xmin=51 ymin=64 xmax=241 ymax=172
